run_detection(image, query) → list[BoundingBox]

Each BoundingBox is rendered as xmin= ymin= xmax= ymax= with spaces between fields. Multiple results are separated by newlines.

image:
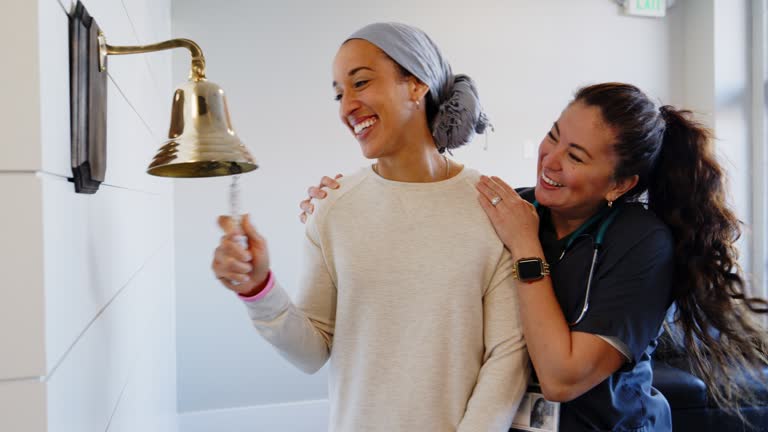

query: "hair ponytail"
xmin=650 ymin=105 xmax=768 ymax=414
xmin=575 ymin=83 xmax=768 ymax=418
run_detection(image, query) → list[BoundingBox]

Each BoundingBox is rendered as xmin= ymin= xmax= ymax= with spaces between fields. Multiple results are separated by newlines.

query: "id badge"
xmin=509 ymin=378 xmax=560 ymax=432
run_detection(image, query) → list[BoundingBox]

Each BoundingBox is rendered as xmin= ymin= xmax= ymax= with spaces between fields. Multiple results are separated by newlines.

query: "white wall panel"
xmin=38 ymin=0 xmax=174 ymax=375
xmin=0 ymin=174 xmax=46 ymax=379
xmin=102 ymin=79 xmax=172 ymax=192
xmin=0 ymin=380 xmax=46 ymax=432
xmin=46 ymin=244 xmax=173 ymax=432
xmin=0 ymin=0 xmax=41 ymax=170
xmin=23 ymin=0 xmax=177 ymax=431
xmin=0 ymin=0 xmax=175 ymax=425
xmin=38 ymin=0 xmax=72 ymax=178
xmin=57 ymin=0 xmax=74 ymax=14
xmin=38 ymin=0 xmax=174 ymax=189
xmin=77 ymin=0 xmax=164 ymax=137
xmin=122 ymin=0 xmax=173 ymax=106
xmin=42 ymin=174 xmax=172 ymax=373
xmin=106 ymin=248 xmax=177 ymax=432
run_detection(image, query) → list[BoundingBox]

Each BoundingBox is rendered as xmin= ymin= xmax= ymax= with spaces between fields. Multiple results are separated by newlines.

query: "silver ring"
xmin=491 ymin=196 xmax=502 ymax=207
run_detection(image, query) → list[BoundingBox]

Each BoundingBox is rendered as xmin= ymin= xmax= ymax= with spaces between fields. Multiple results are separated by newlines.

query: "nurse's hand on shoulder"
xmin=212 ymin=214 xmax=271 ymax=296
xmin=476 ymin=175 xmax=541 ymax=258
xmin=299 ymin=174 xmax=343 ymax=223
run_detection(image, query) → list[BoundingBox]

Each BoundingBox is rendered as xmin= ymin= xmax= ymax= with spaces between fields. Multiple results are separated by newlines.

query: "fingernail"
xmin=244 ymin=254 xmax=252 ymax=261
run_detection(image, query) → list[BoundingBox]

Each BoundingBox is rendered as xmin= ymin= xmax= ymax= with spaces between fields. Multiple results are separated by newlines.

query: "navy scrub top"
xmin=520 ymin=188 xmax=674 ymax=432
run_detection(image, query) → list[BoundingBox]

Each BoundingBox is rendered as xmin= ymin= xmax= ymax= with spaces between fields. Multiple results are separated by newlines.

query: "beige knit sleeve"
xmin=241 ymin=219 xmax=337 ymax=374
xmin=457 ymin=248 xmax=530 ymax=432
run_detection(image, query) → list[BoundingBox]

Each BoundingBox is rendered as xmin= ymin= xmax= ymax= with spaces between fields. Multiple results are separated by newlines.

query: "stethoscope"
xmin=533 ymin=201 xmax=620 ymax=326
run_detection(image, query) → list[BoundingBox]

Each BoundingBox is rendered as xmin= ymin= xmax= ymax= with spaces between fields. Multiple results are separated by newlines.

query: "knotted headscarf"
xmin=346 ymin=22 xmax=491 ymax=152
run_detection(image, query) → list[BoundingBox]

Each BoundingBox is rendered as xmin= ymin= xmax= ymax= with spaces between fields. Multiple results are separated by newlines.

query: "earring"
xmin=415 ymin=100 xmax=421 ymax=107
xmin=608 ymin=200 xmax=614 ymax=208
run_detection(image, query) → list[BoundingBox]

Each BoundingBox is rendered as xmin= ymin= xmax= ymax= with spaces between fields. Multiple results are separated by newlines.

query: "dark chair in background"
xmin=652 ymin=327 xmax=768 ymax=431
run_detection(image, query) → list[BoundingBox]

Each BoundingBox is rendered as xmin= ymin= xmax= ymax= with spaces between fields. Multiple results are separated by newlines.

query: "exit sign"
xmin=625 ymin=0 xmax=666 ymax=17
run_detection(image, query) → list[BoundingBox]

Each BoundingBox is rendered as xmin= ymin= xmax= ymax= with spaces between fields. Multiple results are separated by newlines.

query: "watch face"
xmin=517 ymin=259 xmax=543 ymax=280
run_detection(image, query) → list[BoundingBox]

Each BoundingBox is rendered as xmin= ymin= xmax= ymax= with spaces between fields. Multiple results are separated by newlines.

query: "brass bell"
xmin=69 ymin=12 xmax=258 ymax=193
xmin=147 ymin=79 xmax=257 ymax=177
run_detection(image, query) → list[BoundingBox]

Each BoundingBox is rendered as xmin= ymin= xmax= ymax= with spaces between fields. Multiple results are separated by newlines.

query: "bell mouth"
xmin=146 ymin=134 xmax=257 ymax=178
xmin=147 ymin=160 xmax=258 ymax=178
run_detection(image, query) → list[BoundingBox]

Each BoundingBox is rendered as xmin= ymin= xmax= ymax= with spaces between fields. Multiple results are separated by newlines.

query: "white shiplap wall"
xmin=0 ymin=0 xmax=176 ymax=431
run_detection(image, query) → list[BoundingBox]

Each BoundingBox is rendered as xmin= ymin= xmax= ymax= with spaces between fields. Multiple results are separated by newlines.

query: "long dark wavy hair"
xmin=575 ymin=82 xmax=768 ymax=417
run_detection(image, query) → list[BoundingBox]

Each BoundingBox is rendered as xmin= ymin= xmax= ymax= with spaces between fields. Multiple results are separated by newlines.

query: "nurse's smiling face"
xmin=535 ymin=102 xmax=637 ymax=224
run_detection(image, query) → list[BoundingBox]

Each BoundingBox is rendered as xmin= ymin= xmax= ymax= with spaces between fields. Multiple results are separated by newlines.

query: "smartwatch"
xmin=512 ymin=257 xmax=550 ymax=282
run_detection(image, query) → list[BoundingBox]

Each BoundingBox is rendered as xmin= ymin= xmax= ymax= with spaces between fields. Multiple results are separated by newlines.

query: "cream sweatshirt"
xmin=242 ymin=166 xmax=528 ymax=431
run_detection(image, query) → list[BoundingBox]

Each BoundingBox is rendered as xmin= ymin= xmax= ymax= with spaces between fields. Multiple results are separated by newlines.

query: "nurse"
xmin=302 ymin=82 xmax=768 ymax=431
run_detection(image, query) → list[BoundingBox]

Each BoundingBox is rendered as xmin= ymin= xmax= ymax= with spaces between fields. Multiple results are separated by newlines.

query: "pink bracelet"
xmin=238 ymin=271 xmax=274 ymax=302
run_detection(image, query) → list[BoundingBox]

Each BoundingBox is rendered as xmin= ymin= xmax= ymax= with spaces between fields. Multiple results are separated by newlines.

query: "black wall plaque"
xmin=69 ymin=1 xmax=107 ymax=194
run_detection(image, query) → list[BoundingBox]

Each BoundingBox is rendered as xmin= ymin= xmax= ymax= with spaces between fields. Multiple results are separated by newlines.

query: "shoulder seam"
xmin=308 ymin=168 xmax=372 ymax=251
xmin=311 ymin=168 xmax=372 ymax=224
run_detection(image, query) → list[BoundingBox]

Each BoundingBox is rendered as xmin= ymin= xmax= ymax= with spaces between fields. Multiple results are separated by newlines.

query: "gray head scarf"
xmin=346 ymin=22 xmax=491 ymax=152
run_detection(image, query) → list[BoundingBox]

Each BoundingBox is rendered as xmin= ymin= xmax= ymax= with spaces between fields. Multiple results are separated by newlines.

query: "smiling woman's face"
xmin=332 ymin=39 xmax=423 ymax=159
xmin=534 ymin=101 xmax=623 ymax=220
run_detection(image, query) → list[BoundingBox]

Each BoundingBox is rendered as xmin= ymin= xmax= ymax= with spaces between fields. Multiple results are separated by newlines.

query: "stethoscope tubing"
xmin=533 ymin=200 xmax=619 ymax=327
xmin=569 ymin=247 xmax=599 ymax=326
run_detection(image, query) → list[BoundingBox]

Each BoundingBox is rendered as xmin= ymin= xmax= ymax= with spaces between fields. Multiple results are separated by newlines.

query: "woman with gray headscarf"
xmin=213 ymin=22 xmax=528 ymax=431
